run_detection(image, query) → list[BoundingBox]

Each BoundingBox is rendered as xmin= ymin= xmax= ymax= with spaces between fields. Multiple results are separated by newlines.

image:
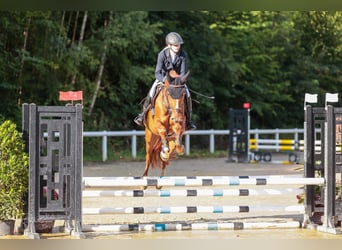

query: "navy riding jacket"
xmin=154 ymin=47 xmax=188 ymax=82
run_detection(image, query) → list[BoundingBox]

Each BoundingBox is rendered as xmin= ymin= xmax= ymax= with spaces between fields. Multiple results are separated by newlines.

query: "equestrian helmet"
xmin=165 ymin=32 xmax=184 ymax=45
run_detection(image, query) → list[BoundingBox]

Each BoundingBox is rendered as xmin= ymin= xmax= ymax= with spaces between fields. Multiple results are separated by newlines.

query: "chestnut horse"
xmin=143 ymin=70 xmax=190 ymax=177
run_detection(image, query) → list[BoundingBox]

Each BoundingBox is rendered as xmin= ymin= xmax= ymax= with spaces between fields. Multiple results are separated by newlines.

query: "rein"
xmin=168 ymin=83 xmax=185 ymax=88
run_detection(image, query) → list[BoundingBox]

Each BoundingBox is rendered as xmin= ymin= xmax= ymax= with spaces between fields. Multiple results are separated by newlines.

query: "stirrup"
xmin=186 ymin=122 xmax=196 ymax=131
xmin=134 ymin=114 xmax=144 ymax=127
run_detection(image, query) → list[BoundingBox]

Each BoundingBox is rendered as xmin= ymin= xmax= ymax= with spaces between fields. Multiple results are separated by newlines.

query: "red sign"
xmin=243 ymin=102 xmax=251 ymax=109
xmin=59 ymin=91 xmax=83 ymax=101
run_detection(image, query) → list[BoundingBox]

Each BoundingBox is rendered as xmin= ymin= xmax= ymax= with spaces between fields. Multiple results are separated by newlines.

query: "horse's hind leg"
xmin=156 ymin=162 xmax=166 ymax=190
xmin=143 ymin=129 xmax=153 ymax=177
xmin=142 ymin=161 xmax=150 ymax=190
xmin=143 ymin=162 xmax=149 ymax=177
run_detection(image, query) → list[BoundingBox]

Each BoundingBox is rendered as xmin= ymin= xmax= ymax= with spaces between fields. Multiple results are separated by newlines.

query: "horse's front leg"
xmin=160 ymin=138 xmax=170 ymax=161
xmin=156 ymin=121 xmax=170 ymax=161
xmin=175 ymin=134 xmax=184 ymax=155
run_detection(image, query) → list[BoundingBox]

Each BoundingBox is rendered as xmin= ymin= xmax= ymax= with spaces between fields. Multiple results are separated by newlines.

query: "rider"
xmin=134 ymin=32 xmax=196 ymax=130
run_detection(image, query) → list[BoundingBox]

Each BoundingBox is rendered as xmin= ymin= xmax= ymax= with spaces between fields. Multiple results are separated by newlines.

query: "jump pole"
xmin=82 ymin=221 xmax=301 ymax=232
xmin=82 ymin=188 xmax=300 ymax=198
xmin=83 ymin=176 xmax=324 ymax=187
xmin=82 ymin=205 xmax=305 ymax=215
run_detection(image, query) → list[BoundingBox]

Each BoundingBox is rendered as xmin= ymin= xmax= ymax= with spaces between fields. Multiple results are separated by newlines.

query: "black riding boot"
xmin=134 ymin=96 xmax=151 ymax=127
xmin=185 ymin=96 xmax=196 ymax=130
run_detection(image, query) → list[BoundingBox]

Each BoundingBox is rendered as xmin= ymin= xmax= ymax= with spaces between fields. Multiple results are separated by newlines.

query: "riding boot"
xmin=185 ymin=96 xmax=196 ymax=130
xmin=134 ymin=96 xmax=151 ymax=127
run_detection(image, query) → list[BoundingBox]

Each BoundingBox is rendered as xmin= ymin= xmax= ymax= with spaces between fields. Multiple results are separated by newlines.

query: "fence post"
xmin=275 ymin=128 xmax=279 ymax=152
xmin=185 ymin=133 xmax=190 ymax=155
xmin=322 ymin=105 xmax=337 ymax=230
xmin=102 ymin=131 xmax=107 ymax=162
xmin=210 ymin=129 xmax=214 ymax=153
xmin=294 ymin=128 xmax=299 ymax=150
xmin=303 ymin=105 xmax=316 ymax=227
xmin=132 ymin=131 xmax=137 ymax=159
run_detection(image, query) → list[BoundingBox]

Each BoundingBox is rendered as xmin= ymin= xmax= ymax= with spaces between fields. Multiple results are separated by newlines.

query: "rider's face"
xmin=169 ymin=44 xmax=181 ymax=54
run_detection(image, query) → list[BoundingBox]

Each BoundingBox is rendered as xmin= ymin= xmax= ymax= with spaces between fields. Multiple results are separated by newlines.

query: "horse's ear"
xmin=180 ymin=71 xmax=190 ymax=83
xmin=169 ymin=70 xmax=179 ymax=78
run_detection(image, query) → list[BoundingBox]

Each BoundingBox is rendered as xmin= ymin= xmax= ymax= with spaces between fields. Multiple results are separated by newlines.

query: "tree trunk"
xmin=70 ymin=11 xmax=79 ymax=48
xmin=71 ymin=11 xmax=88 ymax=85
xmin=88 ymin=43 xmax=107 ymax=116
xmin=87 ymin=11 xmax=112 ymax=116
xmin=57 ymin=11 xmax=66 ymax=57
xmin=17 ymin=17 xmax=31 ymax=105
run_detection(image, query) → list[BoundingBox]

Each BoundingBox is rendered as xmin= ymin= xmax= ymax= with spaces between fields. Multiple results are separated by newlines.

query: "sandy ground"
xmin=2 ymin=153 xmax=342 ymax=239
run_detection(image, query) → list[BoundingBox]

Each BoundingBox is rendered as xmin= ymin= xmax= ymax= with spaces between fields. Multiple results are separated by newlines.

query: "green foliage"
xmin=0 ymin=120 xmax=29 ymax=220
xmin=1 ymin=11 xmax=342 ymax=132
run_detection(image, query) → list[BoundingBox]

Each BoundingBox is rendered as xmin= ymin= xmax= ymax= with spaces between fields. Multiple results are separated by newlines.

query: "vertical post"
xmin=102 ymin=131 xmax=107 ymax=162
xmin=294 ymin=128 xmax=299 ymax=150
xmin=185 ymin=133 xmax=190 ymax=155
xmin=73 ymin=103 xmax=83 ymax=236
xmin=132 ymin=132 xmax=137 ymax=159
xmin=21 ymin=104 xmax=30 ymax=232
xmin=227 ymin=109 xmax=234 ymax=162
xmin=322 ymin=105 xmax=336 ymax=230
xmin=275 ymin=128 xmax=279 ymax=152
xmin=25 ymin=103 xmax=39 ymax=239
xmin=303 ymin=105 xmax=315 ymax=226
xmin=247 ymin=107 xmax=250 ymax=161
xmin=209 ymin=129 xmax=214 ymax=153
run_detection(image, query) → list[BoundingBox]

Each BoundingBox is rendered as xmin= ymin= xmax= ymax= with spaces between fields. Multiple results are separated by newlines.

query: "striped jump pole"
xmin=83 ymin=188 xmax=300 ymax=198
xmin=83 ymin=175 xmax=324 ymax=187
xmin=82 ymin=205 xmax=305 ymax=215
xmin=82 ymin=221 xmax=302 ymax=232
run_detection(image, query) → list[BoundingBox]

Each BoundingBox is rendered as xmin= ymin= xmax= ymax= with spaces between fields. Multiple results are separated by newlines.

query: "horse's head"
xmin=165 ymin=70 xmax=190 ymax=99
xmin=166 ymin=70 xmax=190 ymax=86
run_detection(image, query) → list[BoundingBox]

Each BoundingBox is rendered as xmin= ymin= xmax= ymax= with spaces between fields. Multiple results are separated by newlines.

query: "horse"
xmin=143 ymin=70 xmax=190 ymax=180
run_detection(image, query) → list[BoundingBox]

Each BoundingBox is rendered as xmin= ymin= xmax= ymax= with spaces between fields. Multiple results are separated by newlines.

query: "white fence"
xmin=83 ymin=128 xmax=304 ymax=161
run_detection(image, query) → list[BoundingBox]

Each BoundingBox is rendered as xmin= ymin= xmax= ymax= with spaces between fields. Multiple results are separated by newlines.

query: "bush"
xmin=0 ymin=120 xmax=29 ymax=220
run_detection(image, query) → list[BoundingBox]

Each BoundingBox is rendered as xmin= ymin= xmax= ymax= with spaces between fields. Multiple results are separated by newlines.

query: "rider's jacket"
xmin=154 ymin=47 xmax=188 ymax=83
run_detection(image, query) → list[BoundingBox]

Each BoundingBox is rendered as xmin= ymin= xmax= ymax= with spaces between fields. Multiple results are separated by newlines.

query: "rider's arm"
xmin=155 ymin=48 xmax=172 ymax=82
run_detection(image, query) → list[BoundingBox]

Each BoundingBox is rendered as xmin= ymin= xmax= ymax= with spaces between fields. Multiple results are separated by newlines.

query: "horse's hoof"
xmin=162 ymin=146 xmax=170 ymax=153
xmin=177 ymin=148 xmax=184 ymax=155
xmin=176 ymin=145 xmax=185 ymax=155
xmin=160 ymin=151 xmax=169 ymax=161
